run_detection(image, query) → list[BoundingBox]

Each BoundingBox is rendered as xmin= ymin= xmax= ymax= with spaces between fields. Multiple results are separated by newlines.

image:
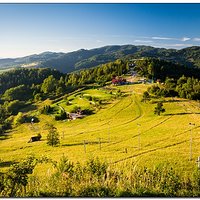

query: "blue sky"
xmin=1 ymin=3 xmax=200 ymax=58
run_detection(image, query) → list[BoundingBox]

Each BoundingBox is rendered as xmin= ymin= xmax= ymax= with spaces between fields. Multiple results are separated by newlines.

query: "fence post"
xmin=99 ymin=138 xmax=101 ymax=150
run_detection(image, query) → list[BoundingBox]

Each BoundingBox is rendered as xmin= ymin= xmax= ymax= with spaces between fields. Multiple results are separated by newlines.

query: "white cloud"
xmin=193 ymin=38 xmax=200 ymax=41
xmin=134 ymin=39 xmax=153 ymax=43
xmin=151 ymin=36 xmax=175 ymax=40
xmin=141 ymin=36 xmax=192 ymax=42
xmin=161 ymin=43 xmax=193 ymax=48
xmin=170 ymin=43 xmax=191 ymax=47
xmin=181 ymin=37 xmax=191 ymax=42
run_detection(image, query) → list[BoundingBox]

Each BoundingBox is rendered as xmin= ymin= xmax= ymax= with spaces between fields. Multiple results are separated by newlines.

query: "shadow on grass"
xmin=0 ymin=133 xmax=11 ymax=141
xmin=19 ymin=103 xmax=37 ymax=113
xmin=101 ymin=101 xmax=112 ymax=106
xmin=164 ymin=112 xmax=200 ymax=116
xmin=150 ymin=98 xmax=189 ymax=104
xmin=121 ymin=93 xmax=131 ymax=97
xmin=0 ymin=160 xmax=17 ymax=168
xmin=163 ymin=99 xmax=189 ymax=103
xmin=62 ymin=141 xmax=108 ymax=147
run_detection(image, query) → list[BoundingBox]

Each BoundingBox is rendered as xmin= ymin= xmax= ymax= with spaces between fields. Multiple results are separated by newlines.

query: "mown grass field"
xmin=1 ymin=82 xmax=200 ymax=177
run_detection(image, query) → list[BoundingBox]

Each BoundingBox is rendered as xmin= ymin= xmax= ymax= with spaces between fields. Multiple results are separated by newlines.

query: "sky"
xmin=1 ymin=3 xmax=200 ymax=58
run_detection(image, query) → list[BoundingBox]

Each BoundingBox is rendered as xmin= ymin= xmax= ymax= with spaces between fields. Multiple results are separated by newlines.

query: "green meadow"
xmin=1 ymin=82 xmax=200 ymax=178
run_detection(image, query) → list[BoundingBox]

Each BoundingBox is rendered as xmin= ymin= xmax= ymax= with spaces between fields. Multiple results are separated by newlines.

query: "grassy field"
xmin=1 ymin=82 xmax=200 ymax=177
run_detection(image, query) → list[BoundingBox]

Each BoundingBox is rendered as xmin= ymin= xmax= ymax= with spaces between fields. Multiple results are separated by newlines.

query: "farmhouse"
xmin=112 ymin=76 xmax=127 ymax=85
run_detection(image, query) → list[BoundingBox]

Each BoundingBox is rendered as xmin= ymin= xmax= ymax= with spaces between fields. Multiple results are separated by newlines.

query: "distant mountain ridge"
xmin=1 ymin=45 xmax=200 ymax=73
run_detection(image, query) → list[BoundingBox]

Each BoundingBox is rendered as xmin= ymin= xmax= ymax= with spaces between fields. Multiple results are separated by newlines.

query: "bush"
xmin=86 ymin=157 xmax=108 ymax=178
xmin=34 ymin=93 xmax=42 ymax=102
xmin=65 ymin=99 xmax=70 ymax=106
xmin=78 ymin=185 xmax=113 ymax=197
xmin=55 ymin=110 xmax=68 ymax=121
xmin=141 ymin=91 xmax=150 ymax=102
xmin=81 ymin=108 xmax=94 ymax=115
xmin=13 ymin=112 xmax=25 ymax=126
xmin=41 ymin=105 xmax=54 ymax=114
xmin=0 ymin=121 xmax=11 ymax=135
xmin=92 ymin=96 xmax=100 ymax=102
xmin=3 ymin=156 xmax=38 ymax=197
xmin=84 ymin=95 xmax=92 ymax=101
xmin=24 ymin=116 xmax=39 ymax=123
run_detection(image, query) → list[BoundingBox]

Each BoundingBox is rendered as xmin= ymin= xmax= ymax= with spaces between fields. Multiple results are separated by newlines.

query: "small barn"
xmin=28 ymin=134 xmax=42 ymax=143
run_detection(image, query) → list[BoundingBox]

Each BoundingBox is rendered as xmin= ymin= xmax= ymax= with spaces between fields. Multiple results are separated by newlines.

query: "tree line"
xmin=134 ymin=57 xmax=200 ymax=81
xmin=142 ymin=76 xmax=200 ymax=101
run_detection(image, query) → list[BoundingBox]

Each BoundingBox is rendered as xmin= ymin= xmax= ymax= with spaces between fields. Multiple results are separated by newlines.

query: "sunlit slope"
xmin=0 ymin=84 xmax=200 ymax=174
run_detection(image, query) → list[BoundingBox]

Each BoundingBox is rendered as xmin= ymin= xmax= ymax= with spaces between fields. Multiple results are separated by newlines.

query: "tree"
xmin=41 ymin=75 xmax=57 ymax=94
xmin=154 ymin=102 xmax=165 ymax=116
xmin=0 ymin=105 xmax=7 ymax=124
xmin=46 ymin=124 xmax=60 ymax=146
xmin=56 ymin=86 xmax=64 ymax=96
xmin=2 ymin=85 xmax=32 ymax=101
xmin=34 ymin=93 xmax=42 ymax=102
xmin=142 ymin=91 xmax=150 ymax=102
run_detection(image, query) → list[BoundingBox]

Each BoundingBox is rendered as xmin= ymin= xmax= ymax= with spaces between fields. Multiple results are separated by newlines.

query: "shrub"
xmin=13 ymin=112 xmax=25 ymax=126
xmin=0 ymin=121 xmax=11 ymax=135
xmin=141 ymin=91 xmax=150 ymax=102
xmin=84 ymin=95 xmax=92 ymax=101
xmin=34 ymin=93 xmax=42 ymax=102
xmin=24 ymin=115 xmax=39 ymax=123
xmin=3 ymin=156 xmax=38 ymax=197
xmin=55 ymin=110 xmax=68 ymax=121
xmin=65 ymin=99 xmax=70 ymax=106
xmin=52 ymin=155 xmax=74 ymax=176
xmin=81 ymin=108 xmax=94 ymax=115
xmin=86 ymin=157 xmax=108 ymax=178
xmin=78 ymin=185 xmax=113 ymax=197
xmin=41 ymin=105 xmax=54 ymax=114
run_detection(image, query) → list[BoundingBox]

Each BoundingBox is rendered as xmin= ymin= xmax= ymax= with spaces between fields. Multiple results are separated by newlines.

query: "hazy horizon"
xmin=0 ymin=43 xmax=198 ymax=59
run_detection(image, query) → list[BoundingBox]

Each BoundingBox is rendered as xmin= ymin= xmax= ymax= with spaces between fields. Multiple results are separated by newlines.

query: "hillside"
xmin=1 ymin=82 xmax=200 ymax=196
xmin=1 ymin=45 xmax=200 ymax=73
xmin=1 ymin=82 xmax=199 ymax=170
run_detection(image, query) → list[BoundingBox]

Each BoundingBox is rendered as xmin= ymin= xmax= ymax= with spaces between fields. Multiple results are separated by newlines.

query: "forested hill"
xmin=1 ymin=45 xmax=200 ymax=73
xmin=0 ymin=68 xmax=63 ymax=95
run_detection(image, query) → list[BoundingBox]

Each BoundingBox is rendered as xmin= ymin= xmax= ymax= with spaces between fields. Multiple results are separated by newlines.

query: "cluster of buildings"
xmin=111 ymin=76 xmax=127 ymax=85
